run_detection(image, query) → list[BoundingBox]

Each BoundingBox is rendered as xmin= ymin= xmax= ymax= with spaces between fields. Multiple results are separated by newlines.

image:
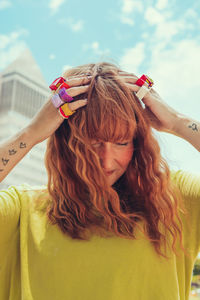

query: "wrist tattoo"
xmin=2 ymin=158 xmax=9 ymax=166
xmin=188 ymin=123 xmax=198 ymax=132
xmin=19 ymin=142 xmax=26 ymax=148
xmin=9 ymin=149 xmax=17 ymax=155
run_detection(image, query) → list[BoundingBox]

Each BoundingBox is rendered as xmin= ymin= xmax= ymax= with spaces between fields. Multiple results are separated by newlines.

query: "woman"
xmin=0 ymin=62 xmax=199 ymax=300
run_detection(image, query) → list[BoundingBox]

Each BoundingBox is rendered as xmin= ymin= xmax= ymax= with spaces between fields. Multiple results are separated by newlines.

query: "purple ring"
xmin=59 ymin=88 xmax=74 ymax=102
xmin=51 ymin=94 xmax=65 ymax=108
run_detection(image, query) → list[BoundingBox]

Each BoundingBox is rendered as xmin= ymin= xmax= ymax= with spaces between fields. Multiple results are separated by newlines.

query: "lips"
xmin=104 ymin=170 xmax=114 ymax=176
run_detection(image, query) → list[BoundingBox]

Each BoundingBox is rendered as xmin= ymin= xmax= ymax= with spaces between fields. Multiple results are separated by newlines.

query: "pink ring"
xmin=59 ymin=88 xmax=74 ymax=102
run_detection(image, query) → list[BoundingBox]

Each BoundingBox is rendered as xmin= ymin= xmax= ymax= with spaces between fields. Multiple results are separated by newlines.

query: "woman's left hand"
xmin=119 ymin=72 xmax=180 ymax=134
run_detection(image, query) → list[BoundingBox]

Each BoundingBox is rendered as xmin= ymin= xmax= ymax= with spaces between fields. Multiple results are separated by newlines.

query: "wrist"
xmin=22 ymin=126 xmax=39 ymax=148
xmin=172 ymin=113 xmax=193 ymax=138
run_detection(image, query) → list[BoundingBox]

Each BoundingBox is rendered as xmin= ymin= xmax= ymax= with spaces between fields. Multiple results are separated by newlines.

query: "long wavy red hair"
xmin=45 ymin=62 xmax=187 ymax=258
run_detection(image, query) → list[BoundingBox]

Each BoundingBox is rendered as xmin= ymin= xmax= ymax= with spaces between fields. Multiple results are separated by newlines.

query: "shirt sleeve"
xmin=171 ymin=170 xmax=200 ymax=256
xmin=0 ymin=186 xmax=21 ymax=250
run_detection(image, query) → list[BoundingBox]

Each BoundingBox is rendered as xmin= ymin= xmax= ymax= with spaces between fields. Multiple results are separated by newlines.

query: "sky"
xmin=0 ymin=0 xmax=200 ymax=173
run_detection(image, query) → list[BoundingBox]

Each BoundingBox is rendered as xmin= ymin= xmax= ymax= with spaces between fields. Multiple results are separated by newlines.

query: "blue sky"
xmin=0 ymin=0 xmax=200 ymax=173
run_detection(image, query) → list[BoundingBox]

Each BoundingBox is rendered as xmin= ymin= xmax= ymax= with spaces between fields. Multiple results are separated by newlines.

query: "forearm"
xmin=173 ymin=114 xmax=200 ymax=152
xmin=0 ymin=128 xmax=36 ymax=182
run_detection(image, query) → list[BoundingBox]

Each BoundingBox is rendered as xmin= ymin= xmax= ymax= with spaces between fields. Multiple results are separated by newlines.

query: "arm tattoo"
xmin=2 ymin=158 xmax=9 ymax=166
xmin=19 ymin=142 xmax=26 ymax=148
xmin=188 ymin=123 xmax=198 ymax=132
xmin=9 ymin=149 xmax=17 ymax=155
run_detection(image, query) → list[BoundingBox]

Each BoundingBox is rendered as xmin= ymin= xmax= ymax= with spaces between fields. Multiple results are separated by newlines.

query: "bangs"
xmin=88 ymin=115 xmax=136 ymax=142
xmin=85 ymin=94 xmax=137 ymax=143
xmin=68 ymin=63 xmax=139 ymax=145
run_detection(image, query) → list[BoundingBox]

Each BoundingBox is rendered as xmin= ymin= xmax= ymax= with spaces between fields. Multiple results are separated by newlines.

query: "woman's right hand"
xmin=27 ymin=75 xmax=91 ymax=145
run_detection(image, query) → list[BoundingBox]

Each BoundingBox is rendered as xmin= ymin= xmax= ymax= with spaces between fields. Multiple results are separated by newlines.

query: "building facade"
xmin=0 ymin=49 xmax=50 ymax=189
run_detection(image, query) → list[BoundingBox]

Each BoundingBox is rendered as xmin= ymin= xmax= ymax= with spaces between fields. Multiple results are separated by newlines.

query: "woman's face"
xmin=91 ymin=139 xmax=134 ymax=186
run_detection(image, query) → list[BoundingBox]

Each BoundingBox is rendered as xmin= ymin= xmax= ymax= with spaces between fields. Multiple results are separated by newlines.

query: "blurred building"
xmin=0 ymin=49 xmax=50 ymax=189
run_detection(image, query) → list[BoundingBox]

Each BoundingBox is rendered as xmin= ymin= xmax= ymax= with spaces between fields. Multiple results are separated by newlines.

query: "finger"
xmin=125 ymin=82 xmax=140 ymax=92
xmin=66 ymin=75 xmax=92 ymax=87
xmin=119 ymin=76 xmax=138 ymax=84
xmin=57 ymin=85 xmax=89 ymax=98
xmin=118 ymin=71 xmax=137 ymax=78
xmin=67 ymin=85 xmax=90 ymax=97
xmin=68 ymin=99 xmax=87 ymax=111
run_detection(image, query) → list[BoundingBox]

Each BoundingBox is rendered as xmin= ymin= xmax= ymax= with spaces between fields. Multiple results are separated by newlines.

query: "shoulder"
xmin=170 ymin=169 xmax=200 ymax=199
xmin=0 ymin=184 xmax=49 ymax=212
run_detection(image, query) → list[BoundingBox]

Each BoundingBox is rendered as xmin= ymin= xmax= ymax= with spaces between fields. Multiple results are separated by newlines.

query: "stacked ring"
xmin=49 ymin=76 xmax=75 ymax=119
xmin=51 ymin=94 xmax=65 ymax=108
xmin=59 ymin=103 xmax=75 ymax=119
xmin=135 ymin=75 xmax=154 ymax=100
xmin=59 ymin=88 xmax=74 ymax=102
xmin=49 ymin=77 xmax=66 ymax=91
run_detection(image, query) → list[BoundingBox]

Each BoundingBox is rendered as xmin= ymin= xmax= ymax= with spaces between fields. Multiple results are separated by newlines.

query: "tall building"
xmin=0 ymin=49 xmax=50 ymax=189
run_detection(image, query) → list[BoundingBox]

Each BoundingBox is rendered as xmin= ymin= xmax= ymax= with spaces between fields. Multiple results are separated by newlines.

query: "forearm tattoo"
xmin=9 ymin=149 xmax=17 ymax=155
xmin=20 ymin=142 xmax=26 ymax=148
xmin=188 ymin=123 xmax=198 ymax=132
xmin=2 ymin=158 xmax=9 ymax=166
xmin=0 ymin=141 xmax=27 ymax=172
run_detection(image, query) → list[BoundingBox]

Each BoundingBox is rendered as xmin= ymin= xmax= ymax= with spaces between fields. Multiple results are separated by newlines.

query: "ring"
xmin=59 ymin=103 xmax=75 ymax=119
xmin=49 ymin=77 xmax=66 ymax=91
xmin=60 ymin=82 xmax=71 ymax=90
xmin=135 ymin=75 xmax=154 ymax=88
xmin=59 ymin=88 xmax=74 ymax=102
xmin=135 ymin=74 xmax=154 ymax=100
xmin=51 ymin=94 xmax=65 ymax=108
xmin=135 ymin=85 xmax=150 ymax=100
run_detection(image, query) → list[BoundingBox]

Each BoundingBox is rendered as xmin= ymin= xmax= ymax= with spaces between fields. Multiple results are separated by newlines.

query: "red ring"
xmin=136 ymin=75 xmax=153 ymax=88
xmin=60 ymin=82 xmax=71 ymax=89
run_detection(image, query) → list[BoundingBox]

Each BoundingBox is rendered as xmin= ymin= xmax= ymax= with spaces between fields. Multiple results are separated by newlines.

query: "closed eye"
xmin=116 ymin=142 xmax=129 ymax=146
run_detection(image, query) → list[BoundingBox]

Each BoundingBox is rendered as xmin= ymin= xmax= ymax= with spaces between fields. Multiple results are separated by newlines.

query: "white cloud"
xmin=58 ymin=18 xmax=84 ymax=32
xmin=0 ymin=0 xmax=11 ymax=10
xmin=155 ymin=0 xmax=168 ymax=10
xmin=62 ymin=64 xmax=73 ymax=74
xmin=83 ymin=41 xmax=110 ymax=57
xmin=119 ymin=42 xmax=145 ymax=74
xmin=121 ymin=0 xmax=143 ymax=14
xmin=144 ymin=7 xmax=166 ymax=25
xmin=0 ymin=41 xmax=28 ymax=70
xmin=0 ymin=29 xmax=28 ymax=50
xmin=118 ymin=4 xmax=200 ymax=173
xmin=120 ymin=15 xmax=134 ymax=26
xmin=148 ymin=39 xmax=200 ymax=114
xmin=155 ymin=20 xmax=186 ymax=41
xmin=0 ymin=30 xmax=29 ymax=70
xmin=49 ymin=0 xmax=65 ymax=14
xmin=143 ymin=8 xmax=189 ymax=49
xmin=119 ymin=0 xmax=143 ymax=26
xmin=91 ymin=42 xmax=99 ymax=50
xmin=69 ymin=20 xmax=84 ymax=32
xmin=146 ymin=38 xmax=200 ymax=174
xmin=49 ymin=54 xmax=55 ymax=60
xmin=184 ymin=8 xmax=198 ymax=19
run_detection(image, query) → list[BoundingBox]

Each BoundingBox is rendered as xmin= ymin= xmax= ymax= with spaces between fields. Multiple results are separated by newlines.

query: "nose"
xmin=98 ymin=143 xmax=114 ymax=170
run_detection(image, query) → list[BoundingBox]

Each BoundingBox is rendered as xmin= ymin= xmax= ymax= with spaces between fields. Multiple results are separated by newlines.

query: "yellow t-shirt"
xmin=0 ymin=170 xmax=200 ymax=300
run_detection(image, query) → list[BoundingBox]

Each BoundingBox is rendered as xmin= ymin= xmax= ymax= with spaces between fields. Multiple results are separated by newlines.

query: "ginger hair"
xmin=45 ymin=62 xmax=187 ymax=258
